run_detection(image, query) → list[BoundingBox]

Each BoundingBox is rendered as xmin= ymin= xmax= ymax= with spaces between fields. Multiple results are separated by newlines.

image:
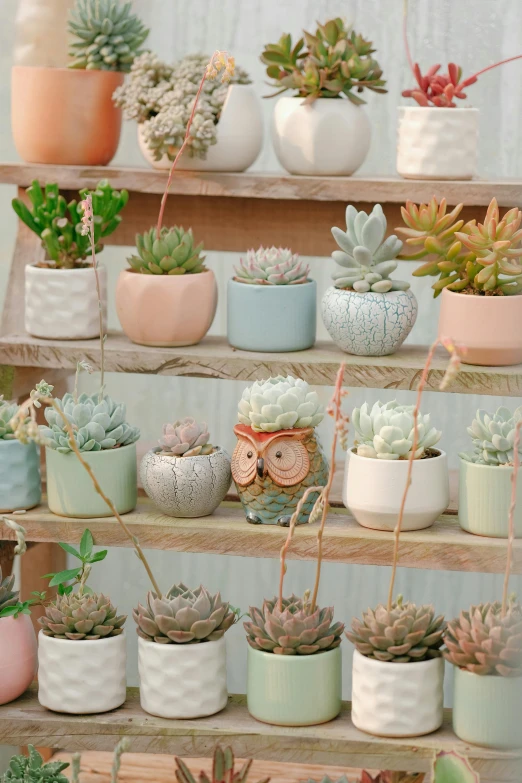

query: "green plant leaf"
xmin=88 ymin=550 xmax=108 ymax=563
xmin=433 ymin=751 xmax=479 ymax=782
xmin=48 ymin=567 xmax=82 ymax=587
xmin=80 ymin=529 xmax=94 ymax=558
xmin=58 ymin=542 xmax=82 ymax=559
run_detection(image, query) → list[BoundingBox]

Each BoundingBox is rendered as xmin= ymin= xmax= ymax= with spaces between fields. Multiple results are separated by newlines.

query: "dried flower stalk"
xmin=80 ymin=194 xmax=105 ymax=400
xmin=502 ymin=419 xmax=522 ymax=617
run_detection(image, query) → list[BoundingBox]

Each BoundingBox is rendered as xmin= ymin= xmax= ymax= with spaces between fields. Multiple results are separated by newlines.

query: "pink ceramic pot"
xmin=116 ymin=269 xmax=218 ymax=347
xmin=12 ymin=66 xmax=123 ymax=165
xmin=0 ymin=614 xmax=37 ymax=704
xmin=438 ymin=288 xmax=522 ymax=366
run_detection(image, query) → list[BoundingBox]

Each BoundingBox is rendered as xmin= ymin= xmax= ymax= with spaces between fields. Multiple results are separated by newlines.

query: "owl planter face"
xmin=232 ymin=376 xmax=328 ymax=525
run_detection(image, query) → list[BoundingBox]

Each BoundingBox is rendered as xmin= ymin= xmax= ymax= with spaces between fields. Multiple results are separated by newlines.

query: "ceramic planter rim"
xmin=121 ymin=268 xmax=213 ymax=282
xmin=38 ymin=628 xmax=126 ymax=646
xmin=349 ymin=447 xmax=446 ymax=464
xmin=46 ymin=441 xmax=137 ymax=458
xmin=399 ymin=106 xmax=479 ymax=115
xmin=247 ymin=645 xmax=342 ymax=662
xmin=147 ymin=445 xmax=226 ymax=463
xmin=0 ymin=439 xmax=35 ymax=448
xmin=139 ymin=635 xmax=225 ymax=650
xmin=27 ymin=262 xmax=105 ymax=275
xmin=458 ymin=455 xmax=514 ymax=473
xmin=229 ymin=278 xmax=316 ymax=289
xmin=13 ymin=65 xmax=123 ymax=79
xmin=442 ymin=286 xmax=521 ymax=301
xmin=353 ymin=648 xmax=441 ymax=671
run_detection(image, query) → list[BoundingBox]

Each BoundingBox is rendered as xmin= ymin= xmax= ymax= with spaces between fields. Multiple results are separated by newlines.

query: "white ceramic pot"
xmin=25 ymin=263 xmax=107 ymax=340
xmin=140 ymin=446 xmax=231 ymax=518
xmin=321 ymin=287 xmax=418 ymax=356
xmin=138 ymin=636 xmax=227 ymax=718
xmin=38 ymin=630 xmax=126 ymax=714
xmin=397 ymin=107 xmax=479 ymax=180
xmin=352 ymin=650 xmax=444 ymax=737
xmin=138 ymin=84 xmax=263 ymax=172
xmin=344 ymin=448 xmax=449 ymax=531
xmin=272 ymin=96 xmax=371 ymax=176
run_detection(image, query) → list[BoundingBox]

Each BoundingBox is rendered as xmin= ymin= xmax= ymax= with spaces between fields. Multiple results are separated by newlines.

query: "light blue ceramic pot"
xmin=0 ymin=440 xmax=41 ymax=512
xmin=459 ymin=458 xmax=522 ymax=538
xmin=227 ymin=279 xmax=316 ymax=352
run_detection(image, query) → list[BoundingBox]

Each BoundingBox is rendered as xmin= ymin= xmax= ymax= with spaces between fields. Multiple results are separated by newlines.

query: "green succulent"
xmin=0 ymin=398 xmax=18 ymax=440
xmin=68 ymin=0 xmax=149 ymax=72
xmin=128 ymin=226 xmax=206 ymax=275
xmin=1 ymin=746 xmax=69 ymax=783
xmin=0 ymin=568 xmax=19 ymax=613
xmin=175 ymin=746 xmax=270 ymax=783
xmin=459 ymin=406 xmax=522 ymax=466
xmin=353 ymin=400 xmax=441 ymax=460
xmin=39 ymin=591 xmax=126 ymax=640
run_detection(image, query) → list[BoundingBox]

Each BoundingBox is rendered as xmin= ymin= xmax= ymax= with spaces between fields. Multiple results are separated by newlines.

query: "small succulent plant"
xmin=39 ymin=591 xmax=126 ymax=640
xmin=261 ymin=18 xmax=386 ymax=104
xmin=331 ymin=205 xmax=409 ymax=293
xmin=402 ymin=63 xmax=477 ymax=107
xmin=175 ymin=746 xmax=270 ymax=783
xmin=0 ymin=568 xmax=19 ymax=613
xmin=353 ymin=400 xmax=441 ymax=460
xmin=68 ymin=0 xmax=149 ymax=71
xmin=347 ymin=596 xmax=445 ymax=663
xmin=234 ymin=247 xmax=310 ymax=285
xmin=133 ymin=583 xmax=236 ymax=644
xmin=41 ymin=392 xmax=140 ymax=453
xmin=0 ymin=398 xmax=18 ymax=440
xmin=1 ymin=746 xmax=70 ymax=783
xmin=244 ymin=594 xmax=344 ymax=655
xmin=128 ymin=226 xmax=206 ymax=275
xmin=238 ymin=376 xmax=324 ymax=433
xmin=459 ymin=406 xmax=522 ymax=466
xmin=159 ymin=418 xmax=214 ymax=457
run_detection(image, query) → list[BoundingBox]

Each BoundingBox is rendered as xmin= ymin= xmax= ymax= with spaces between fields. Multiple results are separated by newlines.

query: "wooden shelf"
xmin=1 ymin=687 xmax=520 ymax=781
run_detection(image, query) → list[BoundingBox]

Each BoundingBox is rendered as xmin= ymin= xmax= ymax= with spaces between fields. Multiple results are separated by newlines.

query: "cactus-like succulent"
xmin=175 ymin=746 xmax=270 ymax=783
xmin=238 ymin=376 xmax=324 ymax=433
xmin=41 ymin=392 xmax=140 ymax=454
xmin=331 ymin=205 xmax=409 ymax=293
xmin=353 ymin=400 xmax=441 ymax=460
xmin=127 ymin=226 xmax=206 ymax=275
xmin=234 ymin=247 xmax=310 ymax=285
xmin=0 ymin=398 xmax=18 ymax=440
xmin=68 ymin=0 xmax=149 ymax=72
xmin=133 ymin=583 xmax=236 ymax=644
xmin=459 ymin=406 xmax=522 ymax=466
xmin=444 ymin=600 xmax=522 ymax=676
xmin=0 ymin=568 xmax=19 ymax=613
xmin=347 ymin=596 xmax=445 ymax=662
xmin=159 ymin=418 xmax=214 ymax=457
xmin=1 ymin=746 xmax=70 ymax=783
xmin=39 ymin=591 xmax=126 ymax=640
xmin=245 ymin=595 xmax=344 ymax=655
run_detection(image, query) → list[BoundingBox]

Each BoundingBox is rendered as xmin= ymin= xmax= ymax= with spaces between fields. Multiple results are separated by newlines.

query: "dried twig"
xmin=502 ymin=419 xmax=522 ymax=616
xmin=80 ymin=195 xmax=105 ymax=400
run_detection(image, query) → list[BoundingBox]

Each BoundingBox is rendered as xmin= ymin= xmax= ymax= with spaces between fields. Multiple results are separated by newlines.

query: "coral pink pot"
xmin=12 ymin=66 xmax=123 ymax=165
xmin=438 ymin=287 xmax=522 ymax=366
xmin=0 ymin=614 xmax=37 ymax=704
xmin=116 ymin=269 xmax=218 ymax=347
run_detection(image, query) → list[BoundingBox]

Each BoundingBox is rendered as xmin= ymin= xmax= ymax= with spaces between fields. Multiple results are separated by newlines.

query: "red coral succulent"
xmin=402 ymin=63 xmax=476 ymax=107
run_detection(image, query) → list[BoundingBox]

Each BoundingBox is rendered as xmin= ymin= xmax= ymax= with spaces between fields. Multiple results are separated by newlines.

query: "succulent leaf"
xmin=39 ymin=591 xmax=126 ymax=640
xmin=238 ymin=377 xmax=324 ymax=433
xmin=234 ymin=247 xmax=310 ymax=286
xmin=127 ymin=227 xmax=206 ymax=275
xmin=459 ymin=406 xmax=522 ymax=465
xmin=352 ymin=400 xmax=441 ymax=460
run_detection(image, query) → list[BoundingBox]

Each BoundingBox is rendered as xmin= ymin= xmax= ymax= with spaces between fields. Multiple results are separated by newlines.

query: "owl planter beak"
xmin=256 ymin=457 xmax=265 ymax=478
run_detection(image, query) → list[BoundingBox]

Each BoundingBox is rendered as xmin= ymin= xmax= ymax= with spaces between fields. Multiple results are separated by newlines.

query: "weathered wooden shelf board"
xmin=0 ymin=688 xmax=520 ymax=781
xmin=1 ymin=332 xmax=521 ymax=395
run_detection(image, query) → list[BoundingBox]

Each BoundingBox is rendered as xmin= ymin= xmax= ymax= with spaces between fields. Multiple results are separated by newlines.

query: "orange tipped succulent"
xmin=402 ymin=63 xmax=475 ymax=107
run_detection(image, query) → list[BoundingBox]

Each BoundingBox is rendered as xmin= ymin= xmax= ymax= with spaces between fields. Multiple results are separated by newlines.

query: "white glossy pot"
xmin=344 ymin=448 xmax=449 ymax=531
xmin=138 ymin=636 xmax=227 ymax=718
xmin=352 ymin=650 xmax=444 ymax=737
xmin=138 ymin=85 xmax=263 ymax=172
xmin=272 ymin=97 xmax=371 ymax=176
xmin=397 ymin=107 xmax=479 ymax=180
xmin=25 ymin=263 xmax=107 ymax=340
xmin=38 ymin=630 xmax=126 ymax=714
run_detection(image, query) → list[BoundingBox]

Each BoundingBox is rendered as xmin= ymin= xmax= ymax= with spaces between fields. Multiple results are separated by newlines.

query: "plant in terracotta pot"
xmin=0 ymin=397 xmax=41 ymax=512
xmin=228 ymin=247 xmax=315 ymax=352
xmin=261 ymin=18 xmax=386 ymax=176
xmin=1 ymin=745 xmax=70 ymax=783
xmin=141 ymin=417 xmax=231 ymax=518
xmin=12 ymin=179 xmax=128 ymax=340
xmin=114 ymin=52 xmax=262 ymax=172
xmin=12 ymin=0 xmax=149 ymax=165
xmin=322 ymin=204 xmax=417 ymax=356
xmin=0 ymin=566 xmax=38 ymax=706
xmin=397 ymin=197 xmax=522 ymax=365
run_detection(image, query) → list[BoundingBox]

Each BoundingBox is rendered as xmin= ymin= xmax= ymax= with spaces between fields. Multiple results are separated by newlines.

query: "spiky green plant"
xmin=1 ymin=746 xmax=69 ymax=783
xmin=127 ymin=227 xmax=206 ymax=275
xmin=39 ymin=591 xmax=126 ymax=640
xmin=175 ymin=746 xmax=269 ymax=783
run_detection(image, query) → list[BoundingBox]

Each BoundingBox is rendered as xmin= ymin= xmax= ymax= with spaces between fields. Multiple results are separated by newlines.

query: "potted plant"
xmin=174 ymin=746 xmax=269 ymax=783
xmin=0 ymin=398 xmax=41 ymax=512
xmin=12 ymin=179 xmax=128 ymax=340
xmin=228 ymin=247 xmax=315 ymax=352
xmin=11 ymin=0 xmax=148 ymax=165
xmin=322 ymin=204 xmax=417 ymax=356
xmin=344 ymin=399 xmax=447 ymax=531
xmin=261 ymin=18 xmax=386 ymax=176
xmin=114 ymin=52 xmax=263 ymax=172
xmin=141 ymin=418 xmax=231 ymax=518
xmin=459 ymin=406 xmax=522 ymax=537
xmin=1 ymin=746 xmax=70 ymax=783
xmin=0 ymin=567 xmax=38 ymax=706
xmin=231 ymin=375 xmax=328 ymax=526
xmin=397 ymin=197 xmax=522 ymax=365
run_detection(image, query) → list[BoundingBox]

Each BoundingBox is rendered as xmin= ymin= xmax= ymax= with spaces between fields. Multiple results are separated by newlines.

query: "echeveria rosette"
xmin=238 ymin=376 xmax=324 ymax=433
xmin=39 ymin=592 xmax=127 ymax=640
xmin=0 ymin=399 xmax=18 ymax=440
xmin=353 ymin=400 xmax=441 ymax=460
xmin=459 ymin=406 xmax=522 ymax=466
xmin=234 ymin=247 xmax=310 ymax=285
xmin=128 ymin=226 xmax=206 ymax=275
xmin=159 ymin=417 xmax=214 ymax=457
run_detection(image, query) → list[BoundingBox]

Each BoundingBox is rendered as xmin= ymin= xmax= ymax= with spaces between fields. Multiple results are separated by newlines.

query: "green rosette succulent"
xmin=39 ymin=591 xmax=126 ymax=640
xmin=128 ymin=226 xmax=206 ymax=275
xmin=353 ymin=400 xmax=441 ymax=460
xmin=459 ymin=406 xmax=522 ymax=466
xmin=1 ymin=746 xmax=69 ymax=783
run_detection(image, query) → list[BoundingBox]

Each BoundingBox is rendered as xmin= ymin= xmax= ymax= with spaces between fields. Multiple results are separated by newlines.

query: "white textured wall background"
xmin=0 ymin=0 xmax=521 ymax=724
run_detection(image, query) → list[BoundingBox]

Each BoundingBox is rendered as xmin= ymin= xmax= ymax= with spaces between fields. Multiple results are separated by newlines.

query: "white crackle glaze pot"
xmin=138 ymin=636 xmax=228 ymax=718
xmin=38 ymin=630 xmax=126 ymax=714
xmin=140 ymin=447 xmax=231 ymax=518
xmin=397 ymin=107 xmax=479 ymax=180
xmin=322 ymin=287 xmax=418 ymax=356
xmin=25 ymin=264 xmax=107 ymax=340
xmin=351 ymin=650 xmax=444 ymax=737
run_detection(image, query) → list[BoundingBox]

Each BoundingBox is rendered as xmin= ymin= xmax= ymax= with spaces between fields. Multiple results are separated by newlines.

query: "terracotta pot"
xmin=116 ymin=269 xmax=218 ymax=347
xmin=0 ymin=614 xmax=38 ymax=705
xmin=438 ymin=287 xmax=522 ymax=366
xmin=12 ymin=66 xmax=123 ymax=165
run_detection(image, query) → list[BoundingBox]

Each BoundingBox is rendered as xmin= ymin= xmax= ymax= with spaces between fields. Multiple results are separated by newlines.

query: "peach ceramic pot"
xmin=12 ymin=66 xmax=123 ymax=165
xmin=438 ymin=287 xmax=522 ymax=366
xmin=0 ymin=614 xmax=38 ymax=705
xmin=116 ymin=269 xmax=218 ymax=347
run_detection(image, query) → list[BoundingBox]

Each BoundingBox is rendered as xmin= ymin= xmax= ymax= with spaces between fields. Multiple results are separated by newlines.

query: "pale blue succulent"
xmin=0 ymin=398 xmax=18 ymax=440
xmin=460 ymin=406 xmax=522 ymax=466
xmin=353 ymin=400 xmax=441 ymax=460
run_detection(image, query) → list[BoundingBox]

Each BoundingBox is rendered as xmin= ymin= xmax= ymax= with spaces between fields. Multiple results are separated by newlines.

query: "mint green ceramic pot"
xmin=459 ymin=458 xmax=522 ymax=538
xmin=453 ymin=666 xmax=522 ymax=748
xmin=46 ymin=443 xmax=137 ymax=518
xmin=246 ymin=645 xmax=341 ymax=726
xmin=0 ymin=440 xmax=41 ymax=512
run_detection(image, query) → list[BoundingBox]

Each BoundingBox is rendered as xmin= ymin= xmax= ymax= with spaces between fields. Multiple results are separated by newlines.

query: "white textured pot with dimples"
xmin=272 ymin=97 xmax=371 ymax=176
xmin=25 ymin=263 xmax=107 ymax=340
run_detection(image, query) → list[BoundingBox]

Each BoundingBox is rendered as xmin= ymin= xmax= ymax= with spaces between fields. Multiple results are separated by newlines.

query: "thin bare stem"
xmin=88 ymin=221 xmax=105 ymax=401
xmin=502 ymin=420 xmax=522 ymax=617
xmin=459 ymin=54 xmax=522 ymax=89
xmin=402 ymin=0 xmax=415 ymax=76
